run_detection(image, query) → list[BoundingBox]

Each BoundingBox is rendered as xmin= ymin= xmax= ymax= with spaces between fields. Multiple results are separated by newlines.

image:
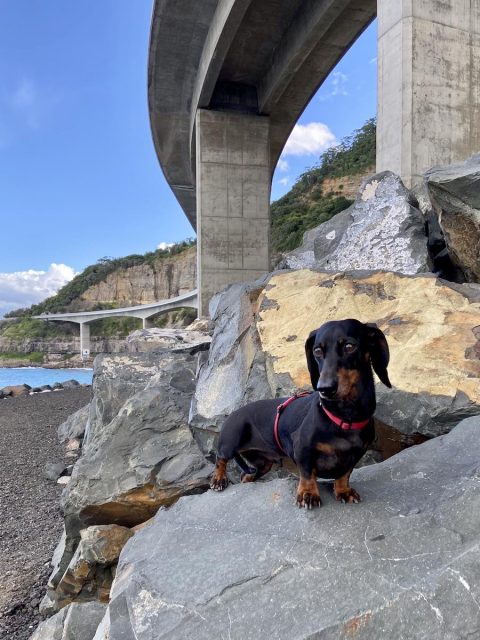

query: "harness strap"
xmin=274 ymin=391 xmax=311 ymax=454
xmin=273 ymin=392 xmax=372 ymax=454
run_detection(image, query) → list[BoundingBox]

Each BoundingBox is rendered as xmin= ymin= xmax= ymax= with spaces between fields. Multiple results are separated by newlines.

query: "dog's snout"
xmin=317 ymin=379 xmax=338 ymax=398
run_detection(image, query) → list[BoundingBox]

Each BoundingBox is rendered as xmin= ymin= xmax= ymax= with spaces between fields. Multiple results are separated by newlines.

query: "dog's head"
xmin=305 ymin=319 xmax=391 ymax=403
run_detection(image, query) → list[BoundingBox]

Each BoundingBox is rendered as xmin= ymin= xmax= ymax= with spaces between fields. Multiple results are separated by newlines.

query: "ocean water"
xmin=0 ymin=367 xmax=93 ymax=389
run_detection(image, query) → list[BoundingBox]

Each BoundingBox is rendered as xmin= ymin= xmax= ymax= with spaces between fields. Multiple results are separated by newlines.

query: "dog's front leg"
xmin=210 ymin=457 xmax=229 ymax=491
xmin=333 ymin=470 xmax=361 ymax=504
xmin=295 ymin=470 xmax=321 ymax=509
xmin=293 ymin=440 xmax=321 ymax=509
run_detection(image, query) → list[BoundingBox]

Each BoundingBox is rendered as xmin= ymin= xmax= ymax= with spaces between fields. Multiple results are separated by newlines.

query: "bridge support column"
xmin=142 ymin=317 xmax=154 ymax=329
xmin=196 ymin=109 xmax=270 ymax=317
xmin=377 ymin=0 xmax=480 ymax=187
xmin=79 ymin=323 xmax=90 ymax=358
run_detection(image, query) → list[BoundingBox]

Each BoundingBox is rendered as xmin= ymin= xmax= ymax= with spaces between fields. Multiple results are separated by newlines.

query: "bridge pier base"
xmin=377 ymin=0 xmax=480 ymax=187
xmin=79 ymin=323 xmax=91 ymax=358
xmin=196 ymin=109 xmax=271 ymax=317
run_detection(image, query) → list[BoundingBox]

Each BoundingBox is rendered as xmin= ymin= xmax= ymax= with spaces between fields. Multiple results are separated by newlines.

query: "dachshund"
xmin=210 ymin=319 xmax=391 ymax=508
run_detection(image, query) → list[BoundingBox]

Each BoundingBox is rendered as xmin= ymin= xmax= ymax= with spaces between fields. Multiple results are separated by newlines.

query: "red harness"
xmin=273 ymin=392 xmax=371 ymax=454
xmin=321 ymin=405 xmax=371 ymax=432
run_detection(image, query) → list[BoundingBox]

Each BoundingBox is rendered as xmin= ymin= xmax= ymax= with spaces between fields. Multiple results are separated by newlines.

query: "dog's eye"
xmin=313 ymin=346 xmax=323 ymax=358
xmin=344 ymin=342 xmax=357 ymax=354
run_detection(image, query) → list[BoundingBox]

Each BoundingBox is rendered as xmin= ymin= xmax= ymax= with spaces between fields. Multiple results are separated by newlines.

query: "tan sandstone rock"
xmin=191 ymin=270 xmax=480 ymax=443
xmin=257 ymin=270 xmax=480 ymax=402
xmin=55 ymin=524 xmax=133 ymax=602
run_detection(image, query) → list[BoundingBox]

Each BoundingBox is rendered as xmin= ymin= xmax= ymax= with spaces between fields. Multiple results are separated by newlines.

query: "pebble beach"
xmin=0 ymin=387 xmax=91 ymax=639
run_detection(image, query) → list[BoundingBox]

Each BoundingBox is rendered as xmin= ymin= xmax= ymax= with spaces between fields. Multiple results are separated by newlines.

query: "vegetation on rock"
xmin=271 ymin=118 xmax=376 ymax=253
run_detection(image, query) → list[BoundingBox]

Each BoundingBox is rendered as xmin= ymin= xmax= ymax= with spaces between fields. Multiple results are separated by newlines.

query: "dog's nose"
xmin=317 ymin=380 xmax=338 ymax=397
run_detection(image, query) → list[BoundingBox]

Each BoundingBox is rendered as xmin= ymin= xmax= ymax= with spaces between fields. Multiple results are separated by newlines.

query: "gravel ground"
xmin=0 ymin=387 xmax=91 ymax=639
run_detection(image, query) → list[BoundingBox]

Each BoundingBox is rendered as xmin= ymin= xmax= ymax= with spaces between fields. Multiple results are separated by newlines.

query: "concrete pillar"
xmin=377 ymin=0 xmax=480 ymax=187
xmin=142 ymin=317 xmax=154 ymax=329
xmin=79 ymin=323 xmax=90 ymax=359
xmin=196 ymin=109 xmax=271 ymax=317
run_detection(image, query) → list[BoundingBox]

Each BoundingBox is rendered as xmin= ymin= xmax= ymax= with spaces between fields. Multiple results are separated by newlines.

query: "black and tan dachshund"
xmin=210 ymin=319 xmax=391 ymax=508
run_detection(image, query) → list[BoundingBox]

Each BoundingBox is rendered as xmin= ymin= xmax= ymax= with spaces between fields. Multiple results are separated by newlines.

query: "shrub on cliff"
xmin=271 ymin=118 xmax=376 ymax=253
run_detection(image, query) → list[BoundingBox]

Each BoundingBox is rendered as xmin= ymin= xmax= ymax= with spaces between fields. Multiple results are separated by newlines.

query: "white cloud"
xmin=319 ymin=71 xmax=349 ymax=102
xmin=157 ymin=242 xmax=174 ymax=251
xmin=0 ymin=263 xmax=76 ymax=316
xmin=278 ymin=177 xmax=290 ymax=186
xmin=282 ymin=122 xmax=337 ymax=156
xmin=369 ymin=57 xmax=377 ymax=65
xmin=277 ymin=158 xmax=289 ymax=172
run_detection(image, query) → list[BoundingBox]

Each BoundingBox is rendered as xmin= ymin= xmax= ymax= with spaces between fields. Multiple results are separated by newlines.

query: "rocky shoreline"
xmin=0 ymin=387 xmax=91 ymax=640
xmin=0 ymin=381 xmax=90 ymax=400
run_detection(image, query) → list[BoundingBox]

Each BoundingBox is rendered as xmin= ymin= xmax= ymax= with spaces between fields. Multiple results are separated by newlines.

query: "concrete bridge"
xmin=34 ymin=290 xmax=198 ymax=356
xmin=149 ymin=0 xmax=480 ymax=315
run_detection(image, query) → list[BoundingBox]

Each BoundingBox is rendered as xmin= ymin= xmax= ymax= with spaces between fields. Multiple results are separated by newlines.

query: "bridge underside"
xmin=149 ymin=0 xmax=480 ymax=315
xmin=149 ymin=0 xmax=376 ymax=315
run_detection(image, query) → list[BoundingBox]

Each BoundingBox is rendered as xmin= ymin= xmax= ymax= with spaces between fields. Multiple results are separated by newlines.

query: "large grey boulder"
xmin=425 ymin=153 xmax=480 ymax=282
xmin=282 ymin=172 xmax=429 ymax=275
xmin=93 ymin=417 xmax=480 ymax=639
xmin=279 ymin=207 xmax=352 ymax=269
xmin=46 ymin=351 xmax=212 ymax=612
xmin=30 ymin=601 xmax=106 ymax=640
xmin=63 ymin=352 xmax=213 ymax=542
xmin=190 ymin=277 xmax=272 ymax=454
xmin=57 ymin=404 xmax=90 ymax=443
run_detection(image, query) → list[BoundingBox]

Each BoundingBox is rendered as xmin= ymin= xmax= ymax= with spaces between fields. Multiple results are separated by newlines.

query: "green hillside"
xmin=271 ymin=118 xmax=376 ymax=254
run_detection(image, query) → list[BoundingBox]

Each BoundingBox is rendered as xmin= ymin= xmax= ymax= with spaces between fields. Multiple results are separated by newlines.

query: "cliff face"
xmin=78 ymin=246 xmax=196 ymax=310
xmin=320 ymin=166 xmax=375 ymax=199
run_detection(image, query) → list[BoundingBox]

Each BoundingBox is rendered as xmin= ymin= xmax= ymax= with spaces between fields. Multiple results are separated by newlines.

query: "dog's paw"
xmin=295 ymin=491 xmax=321 ymax=510
xmin=335 ymin=487 xmax=361 ymax=504
xmin=210 ymin=476 xmax=229 ymax=492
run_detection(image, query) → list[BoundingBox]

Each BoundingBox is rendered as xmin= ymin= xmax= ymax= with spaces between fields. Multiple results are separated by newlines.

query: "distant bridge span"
xmin=34 ymin=290 xmax=198 ymax=356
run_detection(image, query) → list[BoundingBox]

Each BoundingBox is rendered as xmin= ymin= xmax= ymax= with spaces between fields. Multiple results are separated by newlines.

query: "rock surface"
xmin=2 ymin=384 xmax=31 ymax=397
xmin=190 ymin=277 xmax=271 ymax=454
xmin=191 ymin=270 xmax=480 ymax=445
xmin=94 ymin=417 xmax=480 ymax=640
xmin=78 ymin=245 xmax=196 ymax=308
xmin=60 ymin=351 xmax=213 ymax=580
xmin=54 ymin=525 xmax=133 ymax=603
xmin=425 ymin=154 xmax=480 ymax=282
xmin=126 ymin=328 xmax=210 ymax=354
xmin=30 ymin=601 xmax=107 ymax=640
xmin=282 ymin=172 xmax=429 ymax=274
xmin=57 ymin=404 xmax=90 ymax=444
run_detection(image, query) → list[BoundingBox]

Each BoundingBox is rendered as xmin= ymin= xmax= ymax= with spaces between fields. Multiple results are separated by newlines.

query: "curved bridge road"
xmin=34 ymin=290 xmax=198 ymax=355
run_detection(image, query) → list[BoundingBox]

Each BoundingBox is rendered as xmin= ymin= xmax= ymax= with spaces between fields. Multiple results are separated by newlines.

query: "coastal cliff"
xmin=77 ymin=245 xmax=196 ymax=310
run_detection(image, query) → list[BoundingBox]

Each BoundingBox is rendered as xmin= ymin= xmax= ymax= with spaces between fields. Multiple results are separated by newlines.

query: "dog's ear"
xmin=305 ymin=330 xmax=320 ymax=390
xmin=365 ymin=323 xmax=392 ymax=388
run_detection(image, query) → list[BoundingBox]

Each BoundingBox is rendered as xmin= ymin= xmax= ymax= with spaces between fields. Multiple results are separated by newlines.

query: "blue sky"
xmin=0 ymin=2 xmax=376 ymax=316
